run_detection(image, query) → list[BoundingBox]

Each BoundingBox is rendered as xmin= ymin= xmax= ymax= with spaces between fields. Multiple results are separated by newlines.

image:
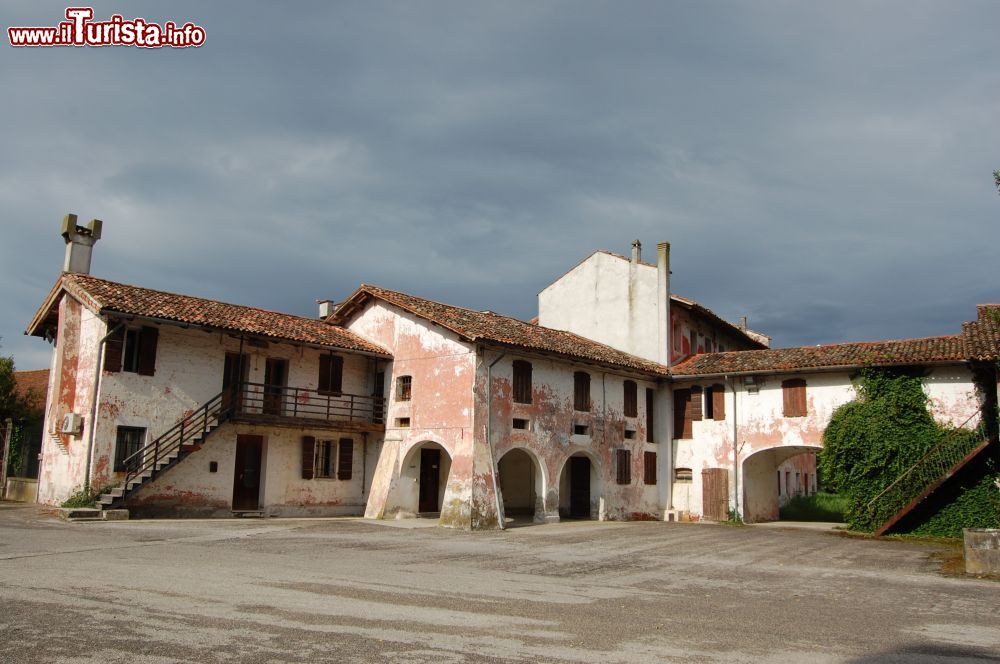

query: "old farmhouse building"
xmin=24 ymin=217 xmax=999 ymax=528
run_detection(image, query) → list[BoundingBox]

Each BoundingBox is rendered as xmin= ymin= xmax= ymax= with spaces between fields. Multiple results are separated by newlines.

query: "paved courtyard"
xmin=0 ymin=503 xmax=997 ymax=663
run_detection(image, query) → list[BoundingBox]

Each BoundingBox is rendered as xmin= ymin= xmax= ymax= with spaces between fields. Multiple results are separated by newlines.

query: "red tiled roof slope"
xmin=339 ymin=284 xmax=671 ymax=376
xmin=672 ymin=335 xmax=967 ymax=376
xmin=963 ymin=305 xmax=1000 ymax=361
xmin=57 ymin=274 xmax=389 ymax=355
xmin=14 ymin=369 xmax=49 ymax=413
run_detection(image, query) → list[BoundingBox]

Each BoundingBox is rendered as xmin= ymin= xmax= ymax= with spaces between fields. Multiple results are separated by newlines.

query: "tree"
xmin=0 ymin=339 xmax=30 ymax=424
xmin=994 ymin=169 xmax=1000 ymax=195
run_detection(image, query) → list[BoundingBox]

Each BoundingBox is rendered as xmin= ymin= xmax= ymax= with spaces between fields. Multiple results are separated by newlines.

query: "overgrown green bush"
xmin=60 ymin=487 xmax=98 ymax=508
xmin=779 ymin=492 xmax=848 ymax=522
xmin=819 ymin=368 xmax=999 ymax=535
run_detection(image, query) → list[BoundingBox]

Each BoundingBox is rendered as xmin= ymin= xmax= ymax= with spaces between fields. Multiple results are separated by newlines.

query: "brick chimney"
xmin=61 ymin=214 xmax=102 ymax=274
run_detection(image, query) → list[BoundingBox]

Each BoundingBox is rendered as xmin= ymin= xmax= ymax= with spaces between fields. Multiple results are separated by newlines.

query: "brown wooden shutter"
xmin=337 ymin=438 xmax=354 ymax=480
xmin=330 ymin=355 xmax=343 ymax=394
xmin=712 ymin=384 xmax=726 ymax=420
xmin=645 ymin=388 xmax=654 ymax=442
xmin=136 ymin=326 xmax=158 ymax=376
xmin=689 ymin=386 xmax=703 ymax=421
xmin=574 ymin=372 xmax=590 ymax=411
xmin=782 ymin=379 xmax=807 ymax=417
xmin=104 ymin=325 xmax=124 ymax=372
xmin=623 ymin=380 xmax=638 ymax=417
xmin=673 ymin=389 xmax=690 ymax=439
xmin=512 ymin=360 xmax=532 ymax=404
xmin=301 ymin=435 xmax=315 ymax=479
xmin=643 ymin=451 xmax=657 ymax=485
xmin=616 ymin=449 xmax=631 ymax=485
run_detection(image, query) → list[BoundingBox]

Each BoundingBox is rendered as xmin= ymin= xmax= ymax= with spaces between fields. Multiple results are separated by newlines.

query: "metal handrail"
xmin=232 ymin=381 xmax=385 ymax=425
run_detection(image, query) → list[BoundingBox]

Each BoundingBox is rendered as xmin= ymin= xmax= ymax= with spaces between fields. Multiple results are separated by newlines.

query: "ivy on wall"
xmin=819 ymin=368 xmax=999 ymax=537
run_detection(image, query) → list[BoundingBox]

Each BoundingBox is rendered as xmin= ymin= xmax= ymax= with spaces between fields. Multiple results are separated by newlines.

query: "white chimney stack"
xmin=317 ymin=300 xmax=334 ymax=319
xmin=657 ymin=241 xmax=671 ymax=366
xmin=631 ymin=239 xmax=642 ymax=264
xmin=61 ymin=214 xmax=102 ymax=275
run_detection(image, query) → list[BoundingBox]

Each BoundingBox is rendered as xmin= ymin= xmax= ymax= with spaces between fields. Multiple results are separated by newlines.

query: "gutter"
xmin=83 ymin=320 xmax=125 ymax=495
xmin=485 ymin=350 xmax=507 ymax=530
xmin=670 ymin=359 xmax=969 ymax=382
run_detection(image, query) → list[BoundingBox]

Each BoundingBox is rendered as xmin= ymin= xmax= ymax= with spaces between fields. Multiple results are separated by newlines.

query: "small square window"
xmin=512 ymin=418 xmax=530 ymax=430
xmin=624 ymin=429 xmax=636 ymax=440
xmin=395 ymin=417 xmax=410 ymax=428
xmin=573 ymin=424 xmax=589 ymax=436
xmin=674 ymin=467 xmax=693 ymax=483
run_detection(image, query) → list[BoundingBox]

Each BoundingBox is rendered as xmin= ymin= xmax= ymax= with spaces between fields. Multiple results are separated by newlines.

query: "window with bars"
xmin=674 ymin=467 xmax=693 ymax=482
xmin=782 ymin=379 xmax=807 ymax=417
xmin=623 ymin=380 xmax=638 ymax=418
xmin=114 ymin=426 xmax=146 ymax=472
xmin=397 ymin=375 xmax=412 ymax=402
xmin=305 ymin=437 xmax=355 ymax=480
xmin=512 ymin=360 xmax=532 ymax=404
xmin=573 ymin=372 xmax=590 ymax=412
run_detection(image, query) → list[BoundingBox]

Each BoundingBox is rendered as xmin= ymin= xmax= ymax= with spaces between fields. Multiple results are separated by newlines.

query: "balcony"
xmin=229 ymin=381 xmax=386 ymax=432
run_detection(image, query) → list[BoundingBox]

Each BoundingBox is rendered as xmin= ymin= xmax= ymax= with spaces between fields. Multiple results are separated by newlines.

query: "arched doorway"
xmin=399 ymin=442 xmax=453 ymax=515
xmin=741 ymin=445 xmax=821 ymax=523
xmin=558 ymin=452 xmax=601 ymax=520
xmin=497 ymin=448 xmax=545 ymax=524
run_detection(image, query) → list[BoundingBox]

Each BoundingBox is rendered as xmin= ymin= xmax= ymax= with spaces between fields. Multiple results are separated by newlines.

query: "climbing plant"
xmin=819 ymin=368 xmax=1000 ymax=536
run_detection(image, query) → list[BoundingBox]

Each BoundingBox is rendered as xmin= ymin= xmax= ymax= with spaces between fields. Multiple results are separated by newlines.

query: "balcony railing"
xmin=231 ymin=381 xmax=385 ymax=427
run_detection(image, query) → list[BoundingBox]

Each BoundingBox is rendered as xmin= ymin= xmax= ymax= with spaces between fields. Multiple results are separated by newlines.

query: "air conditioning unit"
xmin=61 ymin=413 xmax=84 ymax=436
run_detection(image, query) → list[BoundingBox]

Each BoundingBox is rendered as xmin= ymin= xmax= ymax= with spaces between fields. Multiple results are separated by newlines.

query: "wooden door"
xmin=222 ymin=353 xmax=249 ymax=412
xmin=232 ymin=435 xmax=263 ymax=510
xmin=418 ymin=448 xmax=441 ymax=513
xmin=569 ymin=456 xmax=591 ymax=518
xmin=263 ymin=358 xmax=287 ymax=415
xmin=702 ymin=468 xmax=729 ymax=521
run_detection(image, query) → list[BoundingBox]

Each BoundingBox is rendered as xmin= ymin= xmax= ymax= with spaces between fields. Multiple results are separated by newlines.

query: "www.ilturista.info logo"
xmin=8 ymin=7 xmax=205 ymax=48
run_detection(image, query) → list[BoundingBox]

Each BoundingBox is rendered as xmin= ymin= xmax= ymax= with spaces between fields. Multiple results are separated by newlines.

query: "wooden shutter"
xmin=711 ymin=384 xmax=726 ymax=420
xmin=574 ymin=372 xmax=590 ymax=411
xmin=643 ymin=451 xmax=656 ymax=485
xmin=673 ymin=389 xmax=690 ymax=439
xmin=337 ymin=438 xmax=354 ymax=480
xmin=689 ymin=386 xmax=703 ymax=422
xmin=623 ymin=380 xmax=637 ymax=417
xmin=136 ymin=326 xmax=158 ymax=376
xmin=301 ymin=435 xmax=315 ymax=480
xmin=616 ymin=449 xmax=631 ymax=485
xmin=782 ymin=379 xmax=807 ymax=417
xmin=645 ymin=388 xmax=654 ymax=442
xmin=104 ymin=325 xmax=124 ymax=372
xmin=512 ymin=360 xmax=532 ymax=404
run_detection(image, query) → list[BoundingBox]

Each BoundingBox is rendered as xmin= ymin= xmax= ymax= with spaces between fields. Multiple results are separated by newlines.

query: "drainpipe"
xmin=727 ymin=374 xmax=739 ymax=519
xmin=486 ymin=350 xmax=507 ymax=530
xmin=84 ymin=320 xmax=125 ymax=494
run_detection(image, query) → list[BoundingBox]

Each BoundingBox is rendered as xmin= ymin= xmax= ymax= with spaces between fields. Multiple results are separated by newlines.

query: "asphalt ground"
xmin=0 ymin=502 xmax=997 ymax=663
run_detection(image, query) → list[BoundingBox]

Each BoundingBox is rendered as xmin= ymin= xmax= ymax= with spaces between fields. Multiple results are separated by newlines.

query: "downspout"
xmin=727 ymin=374 xmax=739 ymax=519
xmin=486 ymin=350 xmax=507 ymax=530
xmin=84 ymin=320 xmax=125 ymax=494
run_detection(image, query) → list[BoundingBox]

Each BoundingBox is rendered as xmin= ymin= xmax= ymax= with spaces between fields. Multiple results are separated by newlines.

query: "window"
xmin=624 ymin=429 xmax=636 ymax=439
xmin=706 ymin=338 xmax=714 ymax=353
xmin=573 ymin=423 xmax=590 ymax=436
xmin=675 ymin=467 xmax=693 ymax=482
xmin=782 ymin=379 xmax=807 ymax=417
xmin=397 ymin=375 xmax=412 ymax=402
xmin=105 ymin=325 xmax=158 ymax=376
xmin=623 ymin=380 xmax=638 ymax=418
xmin=615 ymin=449 xmax=631 ymax=485
xmin=777 ymin=470 xmax=782 ymax=495
xmin=645 ymin=388 xmax=654 ymax=443
xmin=705 ymin=384 xmax=726 ymax=420
xmin=396 ymin=417 xmax=410 ymax=428
xmin=512 ymin=418 xmax=530 ymax=430
xmin=316 ymin=440 xmax=336 ymax=478
xmin=573 ymin=372 xmax=590 ymax=411
xmin=373 ymin=370 xmax=385 ymax=398
xmin=689 ymin=330 xmax=697 ymax=355
xmin=312 ymin=438 xmax=355 ymax=480
xmin=114 ymin=426 xmax=146 ymax=472
xmin=643 ymin=451 xmax=656 ymax=485
xmin=512 ymin=360 xmax=532 ymax=404
xmin=673 ymin=322 xmax=681 ymax=352
xmin=673 ymin=387 xmax=702 ymax=439
xmin=318 ymin=354 xmax=344 ymax=395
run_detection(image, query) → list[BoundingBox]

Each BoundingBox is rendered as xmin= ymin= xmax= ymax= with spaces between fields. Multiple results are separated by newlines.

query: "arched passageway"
xmin=497 ymin=448 xmax=545 ymax=523
xmin=742 ymin=446 xmax=821 ymax=523
xmin=399 ymin=442 xmax=453 ymax=515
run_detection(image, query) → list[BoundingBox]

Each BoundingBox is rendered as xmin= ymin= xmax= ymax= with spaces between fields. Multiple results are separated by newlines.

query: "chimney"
xmin=631 ymin=239 xmax=642 ymax=264
xmin=317 ymin=300 xmax=334 ymax=319
xmin=739 ymin=316 xmax=748 ymax=331
xmin=657 ymin=241 xmax=671 ymax=366
xmin=61 ymin=214 xmax=102 ymax=274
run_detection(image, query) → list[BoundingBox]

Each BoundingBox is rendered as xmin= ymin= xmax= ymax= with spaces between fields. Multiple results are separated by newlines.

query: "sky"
xmin=2 ymin=1 xmax=999 ymax=371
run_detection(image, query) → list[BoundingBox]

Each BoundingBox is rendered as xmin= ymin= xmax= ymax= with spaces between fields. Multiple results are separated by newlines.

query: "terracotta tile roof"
xmin=962 ymin=305 xmax=1000 ymax=361
xmin=334 ymin=284 xmax=671 ymax=376
xmin=29 ymin=274 xmax=390 ymax=356
xmin=671 ymin=335 xmax=968 ymax=376
xmin=14 ymin=369 xmax=49 ymax=414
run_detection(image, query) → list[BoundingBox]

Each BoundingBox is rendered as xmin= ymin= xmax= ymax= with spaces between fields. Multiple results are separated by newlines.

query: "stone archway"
xmin=497 ymin=447 xmax=546 ymax=524
xmin=557 ymin=451 xmax=603 ymax=520
xmin=741 ymin=445 xmax=821 ymax=523
xmin=398 ymin=441 xmax=453 ymax=516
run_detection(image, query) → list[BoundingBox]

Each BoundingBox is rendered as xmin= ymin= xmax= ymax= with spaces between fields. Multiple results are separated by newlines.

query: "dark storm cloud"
xmin=2 ymin=0 xmax=999 ymax=370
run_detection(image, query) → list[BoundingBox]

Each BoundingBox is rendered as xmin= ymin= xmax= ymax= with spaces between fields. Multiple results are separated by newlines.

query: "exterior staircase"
xmin=97 ymin=390 xmax=230 ymax=510
xmin=865 ymin=409 xmax=995 ymax=536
